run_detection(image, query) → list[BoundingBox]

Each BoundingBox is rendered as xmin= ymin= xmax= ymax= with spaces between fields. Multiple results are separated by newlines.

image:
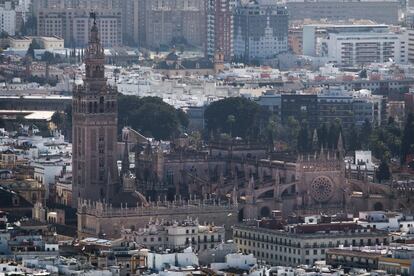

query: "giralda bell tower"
xmin=72 ymin=14 xmax=118 ymax=207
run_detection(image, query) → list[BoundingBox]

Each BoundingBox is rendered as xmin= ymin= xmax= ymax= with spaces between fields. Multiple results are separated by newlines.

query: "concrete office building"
xmin=304 ymin=24 xmax=408 ymax=66
xmin=233 ymin=0 xmax=288 ymax=61
xmin=286 ymin=0 xmax=399 ymax=25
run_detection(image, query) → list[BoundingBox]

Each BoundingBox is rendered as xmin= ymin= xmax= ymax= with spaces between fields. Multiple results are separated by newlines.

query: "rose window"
xmin=310 ymin=176 xmax=334 ymax=203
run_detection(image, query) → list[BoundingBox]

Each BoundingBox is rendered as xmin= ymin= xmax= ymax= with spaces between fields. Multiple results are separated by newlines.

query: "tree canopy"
xmin=376 ymin=159 xmax=391 ymax=183
xmin=401 ymin=113 xmax=414 ymax=165
xmin=204 ymin=97 xmax=268 ymax=140
xmin=26 ymin=40 xmax=41 ymax=59
xmin=118 ymin=95 xmax=188 ymax=140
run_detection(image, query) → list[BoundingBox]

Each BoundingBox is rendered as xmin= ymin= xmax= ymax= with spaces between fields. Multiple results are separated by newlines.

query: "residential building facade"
xmin=0 ymin=2 xmax=16 ymax=36
xmin=141 ymin=0 xmax=205 ymax=49
xmin=234 ymin=223 xmax=389 ymax=266
xmin=233 ymin=1 xmax=288 ymax=62
xmin=206 ymin=0 xmax=234 ymax=61
xmin=286 ymin=0 xmax=399 ymax=25
xmin=318 ymin=25 xmax=408 ymax=67
xmin=121 ymin=218 xmax=225 ymax=252
xmin=36 ymin=9 xmax=122 ymax=47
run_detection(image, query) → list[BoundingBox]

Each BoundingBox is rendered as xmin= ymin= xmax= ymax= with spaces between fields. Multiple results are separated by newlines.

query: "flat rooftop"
xmin=0 ymin=110 xmax=55 ymax=121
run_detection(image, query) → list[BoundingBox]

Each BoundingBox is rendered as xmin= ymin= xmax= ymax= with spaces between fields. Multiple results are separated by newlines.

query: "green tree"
xmin=226 ymin=114 xmax=236 ymax=137
xmin=347 ymin=125 xmax=361 ymax=151
xmin=317 ymin=123 xmax=329 ymax=148
xmin=401 ymin=113 xmax=414 ymax=165
xmin=41 ymin=51 xmax=62 ymax=64
xmin=359 ymin=69 xmax=367 ymax=79
xmin=286 ymin=116 xmax=300 ymax=150
xmin=26 ymin=40 xmax=41 ymax=59
xmin=297 ymin=120 xmax=310 ymax=153
xmin=327 ymin=119 xmax=342 ymax=149
xmin=189 ymin=131 xmax=202 ymax=150
xmin=0 ymin=31 xmax=8 ymax=39
xmin=376 ymin=159 xmax=391 ymax=183
xmin=360 ymin=119 xmax=373 ymax=149
xmin=204 ymin=97 xmax=264 ymax=140
xmin=64 ymin=105 xmax=72 ymax=141
xmin=118 ymin=95 xmax=188 ymax=140
xmin=114 ymin=68 xmax=121 ymax=83
xmin=51 ymin=111 xmax=64 ymax=128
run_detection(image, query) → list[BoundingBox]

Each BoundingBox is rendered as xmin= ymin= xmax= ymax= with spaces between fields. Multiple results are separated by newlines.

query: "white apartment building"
xmin=31 ymin=157 xmax=69 ymax=198
xmin=357 ymin=211 xmax=414 ymax=232
xmin=304 ymin=25 xmax=408 ymax=67
xmin=407 ymin=27 xmax=414 ymax=63
xmin=320 ymin=25 xmax=407 ymax=66
xmin=0 ymin=2 xmax=16 ymax=36
xmin=122 ymin=217 xmax=225 ymax=252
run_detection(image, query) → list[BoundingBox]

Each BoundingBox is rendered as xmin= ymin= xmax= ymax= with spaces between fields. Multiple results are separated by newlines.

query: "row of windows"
xmin=73 ymin=99 xmax=116 ymax=114
xmin=236 ymin=236 xmax=388 ymax=249
xmin=133 ymin=234 xmax=221 ymax=243
xmin=235 ymin=230 xmax=387 ymax=247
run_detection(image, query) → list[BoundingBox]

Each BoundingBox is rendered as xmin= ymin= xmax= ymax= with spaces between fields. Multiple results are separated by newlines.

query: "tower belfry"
xmin=72 ymin=13 xmax=119 ymax=207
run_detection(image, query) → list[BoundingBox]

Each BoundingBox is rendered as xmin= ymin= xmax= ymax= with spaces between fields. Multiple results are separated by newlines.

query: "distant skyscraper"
xmin=205 ymin=0 xmax=234 ymax=61
xmin=72 ymin=16 xmax=119 ymax=207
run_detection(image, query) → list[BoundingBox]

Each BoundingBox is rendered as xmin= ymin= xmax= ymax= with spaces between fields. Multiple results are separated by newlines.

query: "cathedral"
xmin=74 ymin=16 xmax=400 ymax=239
xmin=74 ymin=17 xmax=238 ymax=239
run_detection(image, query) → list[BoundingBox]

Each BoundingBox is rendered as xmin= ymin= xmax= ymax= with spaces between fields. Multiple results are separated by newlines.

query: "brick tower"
xmin=72 ymin=14 xmax=118 ymax=207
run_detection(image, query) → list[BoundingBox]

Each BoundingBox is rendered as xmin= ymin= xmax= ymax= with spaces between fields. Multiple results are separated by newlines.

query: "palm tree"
xmin=227 ymin=114 xmax=236 ymax=137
